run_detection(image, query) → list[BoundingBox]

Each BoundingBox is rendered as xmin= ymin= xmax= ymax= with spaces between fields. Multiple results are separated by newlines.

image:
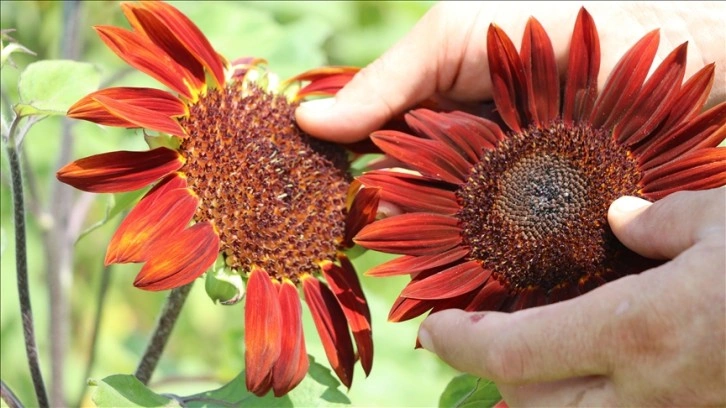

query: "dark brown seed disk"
xmin=457 ymin=121 xmax=643 ymax=293
xmin=179 ymin=81 xmax=350 ymax=282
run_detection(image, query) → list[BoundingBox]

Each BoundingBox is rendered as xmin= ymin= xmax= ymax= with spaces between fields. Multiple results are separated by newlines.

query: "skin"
xmin=296 ymin=2 xmax=726 ymax=406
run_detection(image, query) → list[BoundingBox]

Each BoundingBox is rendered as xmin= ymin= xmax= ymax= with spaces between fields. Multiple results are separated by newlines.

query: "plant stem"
xmin=1 ymin=379 xmax=24 ymax=408
xmin=73 ymin=261 xmax=113 ymax=408
xmin=5 ymin=116 xmax=49 ymax=408
xmin=135 ymin=283 xmax=194 ymax=385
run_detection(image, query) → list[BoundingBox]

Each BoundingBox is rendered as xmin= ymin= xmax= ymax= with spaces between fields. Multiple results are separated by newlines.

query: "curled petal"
xmin=388 ymin=296 xmax=435 ymax=323
xmin=302 ymin=275 xmax=356 ymax=388
xmin=245 ymin=269 xmax=283 ymax=396
xmin=106 ymin=176 xmax=197 ymax=264
xmin=371 ymin=130 xmax=471 ymax=185
xmin=589 ymin=30 xmax=660 ymax=129
xmin=562 ymin=8 xmax=600 ymax=124
xmin=358 ymin=170 xmax=460 ymax=215
xmin=272 ymin=281 xmax=308 ymax=397
xmin=67 ymin=87 xmax=186 ymax=128
xmin=401 ymin=261 xmax=490 ymax=300
xmin=133 ymin=221 xmax=219 ymax=290
xmin=344 ymin=187 xmax=380 ymax=248
xmin=288 ymin=66 xmax=359 ymax=100
xmin=56 ymin=147 xmax=185 ymax=193
xmin=355 ymin=213 xmax=462 ymax=256
xmin=123 ymin=1 xmax=226 ymax=87
xmin=322 ymin=256 xmax=373 ymax=376
xmin=95 ymin=25 xmax=200 ymax=99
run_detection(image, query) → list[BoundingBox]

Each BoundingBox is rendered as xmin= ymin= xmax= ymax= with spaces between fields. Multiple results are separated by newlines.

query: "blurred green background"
xmin=0 ymin=1 xmax=468 ymax=407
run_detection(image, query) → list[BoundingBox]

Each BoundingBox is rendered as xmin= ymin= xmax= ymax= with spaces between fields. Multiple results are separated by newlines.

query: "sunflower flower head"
xmin=355 ymin=8 xmax=725 ymax=323
xmin=57 ymin=1 xmax=379 ymax=397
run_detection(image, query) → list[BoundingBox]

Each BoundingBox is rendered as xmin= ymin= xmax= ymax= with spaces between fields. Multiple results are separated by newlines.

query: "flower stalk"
xmin=134 ymin=283 xmax=194 ymax=385
xmin=3 ymin=115 xmax=49 ymax=408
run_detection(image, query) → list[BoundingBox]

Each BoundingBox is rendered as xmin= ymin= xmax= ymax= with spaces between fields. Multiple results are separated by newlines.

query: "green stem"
xmin=5 ymin=116 xmax=49 ymax=408
xmin=1 ymin=379 xmax=24 ymax=408
xmin=134 ymin=283 xmax=194 ymax=385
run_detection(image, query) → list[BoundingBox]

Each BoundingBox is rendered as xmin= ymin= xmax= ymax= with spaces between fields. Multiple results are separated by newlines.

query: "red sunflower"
xmin=354 ymin=8 xmax=725 ymax=323
xmin=56 ymin=1 xmax=379 ymax=397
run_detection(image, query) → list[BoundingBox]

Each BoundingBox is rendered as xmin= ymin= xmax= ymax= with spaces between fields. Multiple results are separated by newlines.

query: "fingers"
xmin=417 ymin=275 xmax=647 ymax=384
xmin=497 ymin=376 xmax=615 ymax=406
xmin=296 ymin=2 xmax=484 ymax=143
xmin=608 ymin=188 xmax=726 ymax=260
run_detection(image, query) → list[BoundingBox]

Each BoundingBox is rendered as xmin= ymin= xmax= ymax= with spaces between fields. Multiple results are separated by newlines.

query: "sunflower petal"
xmin=106 ymin=177 xmax=197 ymax=264
xmin=464 ymin=278 xmax=509 ymax=312
xmin=614 ymin=43 xmax=688 ymax=145
xmin=354 ymin=213 xmax=462 ymax=256
xmin=67 ymin=87 xmax=187 ymax=128
xmin=271 ymin=281 xmax=309 ymax=397
xmin=371 ymin=130 xmax=471 ymax=184
xmin=344 ymin=187 xmax=380 ymax=248
xmin=56 ymin=147 xmax=185 ymax=193
xmin=589 ymin=30 xmax=660 ymax=129
xmin=487 ymin=23 xmax=532 ymax=131
xmin=245 ymin=269 xmax=283 ymax=396
xmin=640 ymin=148 xmax=726 ymax=200
xmin=405 ymin=109 xmax=497 ymax=163
xmin=94 ymin=25 xmax=199 ymax=99
xmin=322 ymin=255 xmax=373 ymax=376
xmin=123 ymin=1 xmax=226 ymax=87
xmin=658 ymin=63 xmax=715 ymax=132
xmin=401 ymin=261 xmax=489 ymax=300
xmin=521 ymin=17 xmax=559 ymax=125
xmin=562 ymin=8 xmax=600 ymax=124
xmin=288 ymin=66 xmax=359 ymax=99
xmin=91 ymin=94 xmax=185 ymax=136
xmin=358 ymin=170 xmax=459 ymax=215
xmin=366 ymin=247 xmax=469 ymax=277
xmin=388 ymin=296 xmax=435 ymax=322
xmin=302 ymin=275 xmax=356 ymax=388
xmin=133 ymin=221 xmax=219 ymax=290
xmin=638 ymin=102 xmax=726 ymax=170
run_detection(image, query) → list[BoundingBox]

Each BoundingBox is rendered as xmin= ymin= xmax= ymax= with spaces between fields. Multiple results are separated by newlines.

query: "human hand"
xmin=417 ymin=188 xmax=726 ymax=406
xmin=296 ymin=1 xmax=726 ymax=143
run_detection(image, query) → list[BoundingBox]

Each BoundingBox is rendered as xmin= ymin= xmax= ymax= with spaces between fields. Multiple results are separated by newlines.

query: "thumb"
xmin=295 ymin=2 xmax=489 ymax=143
xmin=608 ymin=188 xmax=726 ymax=260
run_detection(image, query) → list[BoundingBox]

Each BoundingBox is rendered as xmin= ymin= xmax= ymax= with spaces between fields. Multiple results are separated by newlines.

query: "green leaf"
xmin=15 ymin=59 xmax=100 ymax=116
xmin=75 ymin=189 xmax=147 ymax=244
xmin=183 ymin=356 xmax=350 ymax=407
xmin=91 ymin=374 xmax=180 ymax=407
xmin=439 ymin=374 xmax=502 ymax=408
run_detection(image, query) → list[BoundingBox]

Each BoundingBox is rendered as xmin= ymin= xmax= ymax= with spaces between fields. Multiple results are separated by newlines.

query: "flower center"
xmin=457 ymin=121 xmax=643 ymax=293
xmin=179 ymin=82 xmax=350 ymax=281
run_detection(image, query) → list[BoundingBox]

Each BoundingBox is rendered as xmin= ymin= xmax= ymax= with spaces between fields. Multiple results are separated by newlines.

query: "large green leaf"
xmin=91 ymin=375 xmax=179 ymax=407
xmin=438 ymin=374 xmax=501 ymax=408
xmin=184 ymin=356 xmax=350 ymax=407
xmin=91 ymin=356 xmax=350 ymax=408
xmin=15 ymin=59 xmax=99 ymax=116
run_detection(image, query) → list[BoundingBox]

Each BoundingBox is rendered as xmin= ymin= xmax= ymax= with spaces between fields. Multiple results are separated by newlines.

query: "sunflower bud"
xmin=205 ymin=266 xmax=245 ymax=305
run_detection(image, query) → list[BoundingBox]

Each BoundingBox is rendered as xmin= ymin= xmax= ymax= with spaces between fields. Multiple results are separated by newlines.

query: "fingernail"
xmin=612 ymin=196 xmax=651 ymax=213
xmin=417 ymin=326 xmax=435 ymax=354
xmin=298 ymin=97 xmax=336 ymax=113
